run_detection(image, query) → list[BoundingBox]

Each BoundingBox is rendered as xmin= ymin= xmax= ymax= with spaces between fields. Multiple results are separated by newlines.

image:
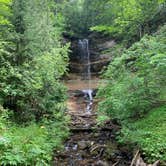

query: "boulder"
xmin=77 ymin=140 xmax=91 ymax=150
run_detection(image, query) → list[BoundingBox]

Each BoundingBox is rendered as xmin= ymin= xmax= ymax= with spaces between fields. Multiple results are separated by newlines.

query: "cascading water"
xmin=78 ymin=39 xmax=91 ymax=80
xmin=78 ymin=39 xmax=93 ymax=113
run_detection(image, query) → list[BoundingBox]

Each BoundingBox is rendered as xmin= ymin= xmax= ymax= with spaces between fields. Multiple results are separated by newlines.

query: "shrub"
xmin=97 ymin=25 xmax=166 ymax=163
xmin=97 ymin=25 xmax=166 ymax=122
xmin=0 ymin=106 xmax=69 ymax=165
xmin=119 ymin=106 xmax=166 ymax=163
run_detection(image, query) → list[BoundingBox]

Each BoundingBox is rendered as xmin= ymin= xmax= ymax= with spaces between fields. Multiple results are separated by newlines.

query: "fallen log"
xmin=130 ymin=150 xmax=160 ymax=166
xmin=112 ymin=161 xmax=119 ymax=166
xmin=90 ymin=144 xmax=106 ymax=153
xmin=130 ymin=150 xmax=140 ymax=166
xmin=70 ymin=127 xmax=94 ymax=132
xmin=68 ymin=113 xmax=97 ymax=117
xmin=70 ymin=126 xmax=114 ymax=132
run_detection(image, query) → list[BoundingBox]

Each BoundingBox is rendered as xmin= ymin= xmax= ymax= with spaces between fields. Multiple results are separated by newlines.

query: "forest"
xmin=0 ymin=0 xmax=165 ymax=165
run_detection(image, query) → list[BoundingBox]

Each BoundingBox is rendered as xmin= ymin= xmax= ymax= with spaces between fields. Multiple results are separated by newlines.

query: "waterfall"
xmin=82 ymin=89 xmax=93 ymax=113
xmin=78 ymin=39 xmax=93 ymax=113
xmin=78 ymin=39 xmax=91 ymax=80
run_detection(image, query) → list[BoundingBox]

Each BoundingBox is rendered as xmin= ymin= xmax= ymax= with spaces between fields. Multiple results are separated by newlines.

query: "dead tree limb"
xmin=130 ymin=150 xmax=140 ymax=166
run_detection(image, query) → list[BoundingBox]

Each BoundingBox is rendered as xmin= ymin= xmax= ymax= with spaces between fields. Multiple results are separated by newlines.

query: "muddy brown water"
xmin=53 ymin=77 xmax=131 ymax=166
xmin=63 ymin=75 xmax=100 ymax=91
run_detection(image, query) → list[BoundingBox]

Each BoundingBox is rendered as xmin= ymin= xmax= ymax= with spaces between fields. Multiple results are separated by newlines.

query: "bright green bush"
xmin=97 ymin=24 xmax=166 ymax=163
xmin=0 ymin=2 xmax=70 ymax=164
xmin=97 ymin=25 xmax=166 ymax=122
xmin=0 ymin=0 xmax=70 ymax=122
xmin=0 ymin=42 xmax=69 ymax=122
xmin=98 ymin=73 xmax=152 ymax=121
xmin=91 ymin=0 xmax=166 ymax=44
xmin=119 ymin=106 xmax=166 ymax=163
xmin=11 ymin=47 xmax=69 ymax=122
xmin=0 ymin=106 xmax=69 ymax=165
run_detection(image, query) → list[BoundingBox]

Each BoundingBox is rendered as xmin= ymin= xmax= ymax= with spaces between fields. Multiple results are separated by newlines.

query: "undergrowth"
xmin=119 ymin=106 xmax=166 ymax=163
xmin=0 ymin=106 xmax=69 ymax=165
xmin=97 ymin=25 xmax=166 ymax=163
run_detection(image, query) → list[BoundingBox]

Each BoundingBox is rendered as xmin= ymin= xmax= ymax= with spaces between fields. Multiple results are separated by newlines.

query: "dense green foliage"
xmin=93 ymin=1 xmax=166 ymax=163
xmin=0 ymin=0 xmax=70 ymax=164
xmin=91 ymin=0 xmax=166 ymax=44
xmin=0 ymin=106 xmax=69 ymax=165
xmin=119 ymin=106 xmax=166 ymax=163
xmin=0 ymin=0 xmax=166 ymax=164
xmin=63 ymin=0 xmax=109 ymax=37
xmin=97 ymin=24 xmax=166 ymax=162
xmin=63 ymin=0 xmax=166 ymax=42
xmin=8 ymin=0 xmax=68 ymax=121
xmin=98 ymin=25 xmax=166 ymax=121
xmin=0 ymin=0 xmax=69 ymax=122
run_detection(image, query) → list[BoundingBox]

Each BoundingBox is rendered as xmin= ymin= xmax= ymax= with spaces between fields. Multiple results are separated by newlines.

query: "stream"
xmin=54 ymin=39 xmax=131 ymax=166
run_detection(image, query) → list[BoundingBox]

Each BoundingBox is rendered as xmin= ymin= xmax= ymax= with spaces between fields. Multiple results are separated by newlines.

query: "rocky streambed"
xmin=53 ymin=89 xmax=131 ymax=166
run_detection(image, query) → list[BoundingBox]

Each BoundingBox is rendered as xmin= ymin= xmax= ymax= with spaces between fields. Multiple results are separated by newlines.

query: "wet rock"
xmin=92 ymin=89 xmax=98 ymax=97
xmin=78 ymin=141 xmax=91 ymax=150
xmin=80 ymin=150 xmax=89 ymax=158
xmin=91 ymin=59 xmax=111 ymax=73
xmin=73 ymin=90 xmax=85 ymax=97
xmin=95 ymin=160 xmax=109 ymax=166
xmin=108 ymin=150 xmax=122 ymax=160
xmin=97 ymin=40 xmax=116 ymax=51
xmin=93 ymin=132 xmax=99 ymax=138
xmin=69 ymin=37 xmax=115 ymax=74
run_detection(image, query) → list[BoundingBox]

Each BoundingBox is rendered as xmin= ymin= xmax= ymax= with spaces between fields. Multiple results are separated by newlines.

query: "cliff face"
xmin=69 ymin=34 xmax=116 ymax=74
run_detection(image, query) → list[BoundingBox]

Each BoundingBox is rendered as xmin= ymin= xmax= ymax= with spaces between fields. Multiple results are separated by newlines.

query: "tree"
xmin=0 ymin=0 xmax=69 ymax=122
xmin=91 ymin=0 xmax=166 ymax=44
xmin=62 ymin=0 xmax=109 ymax=37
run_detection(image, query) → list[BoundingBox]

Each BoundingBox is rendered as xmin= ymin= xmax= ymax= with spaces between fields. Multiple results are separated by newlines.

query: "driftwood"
xmin=90 ymin=145 xmax=106 ymax=153
xmin=96 ymin=148 xmax=105 ymax=158
xmin=69 ymin=113 xmax=97 ymax=117
xmin=112 ymin=160 xmax=119 ymax=166
xmin=130 ymin=150 xmax=140 ymax=166
xmin=130 ymin=150 xmax=160 ymax=166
